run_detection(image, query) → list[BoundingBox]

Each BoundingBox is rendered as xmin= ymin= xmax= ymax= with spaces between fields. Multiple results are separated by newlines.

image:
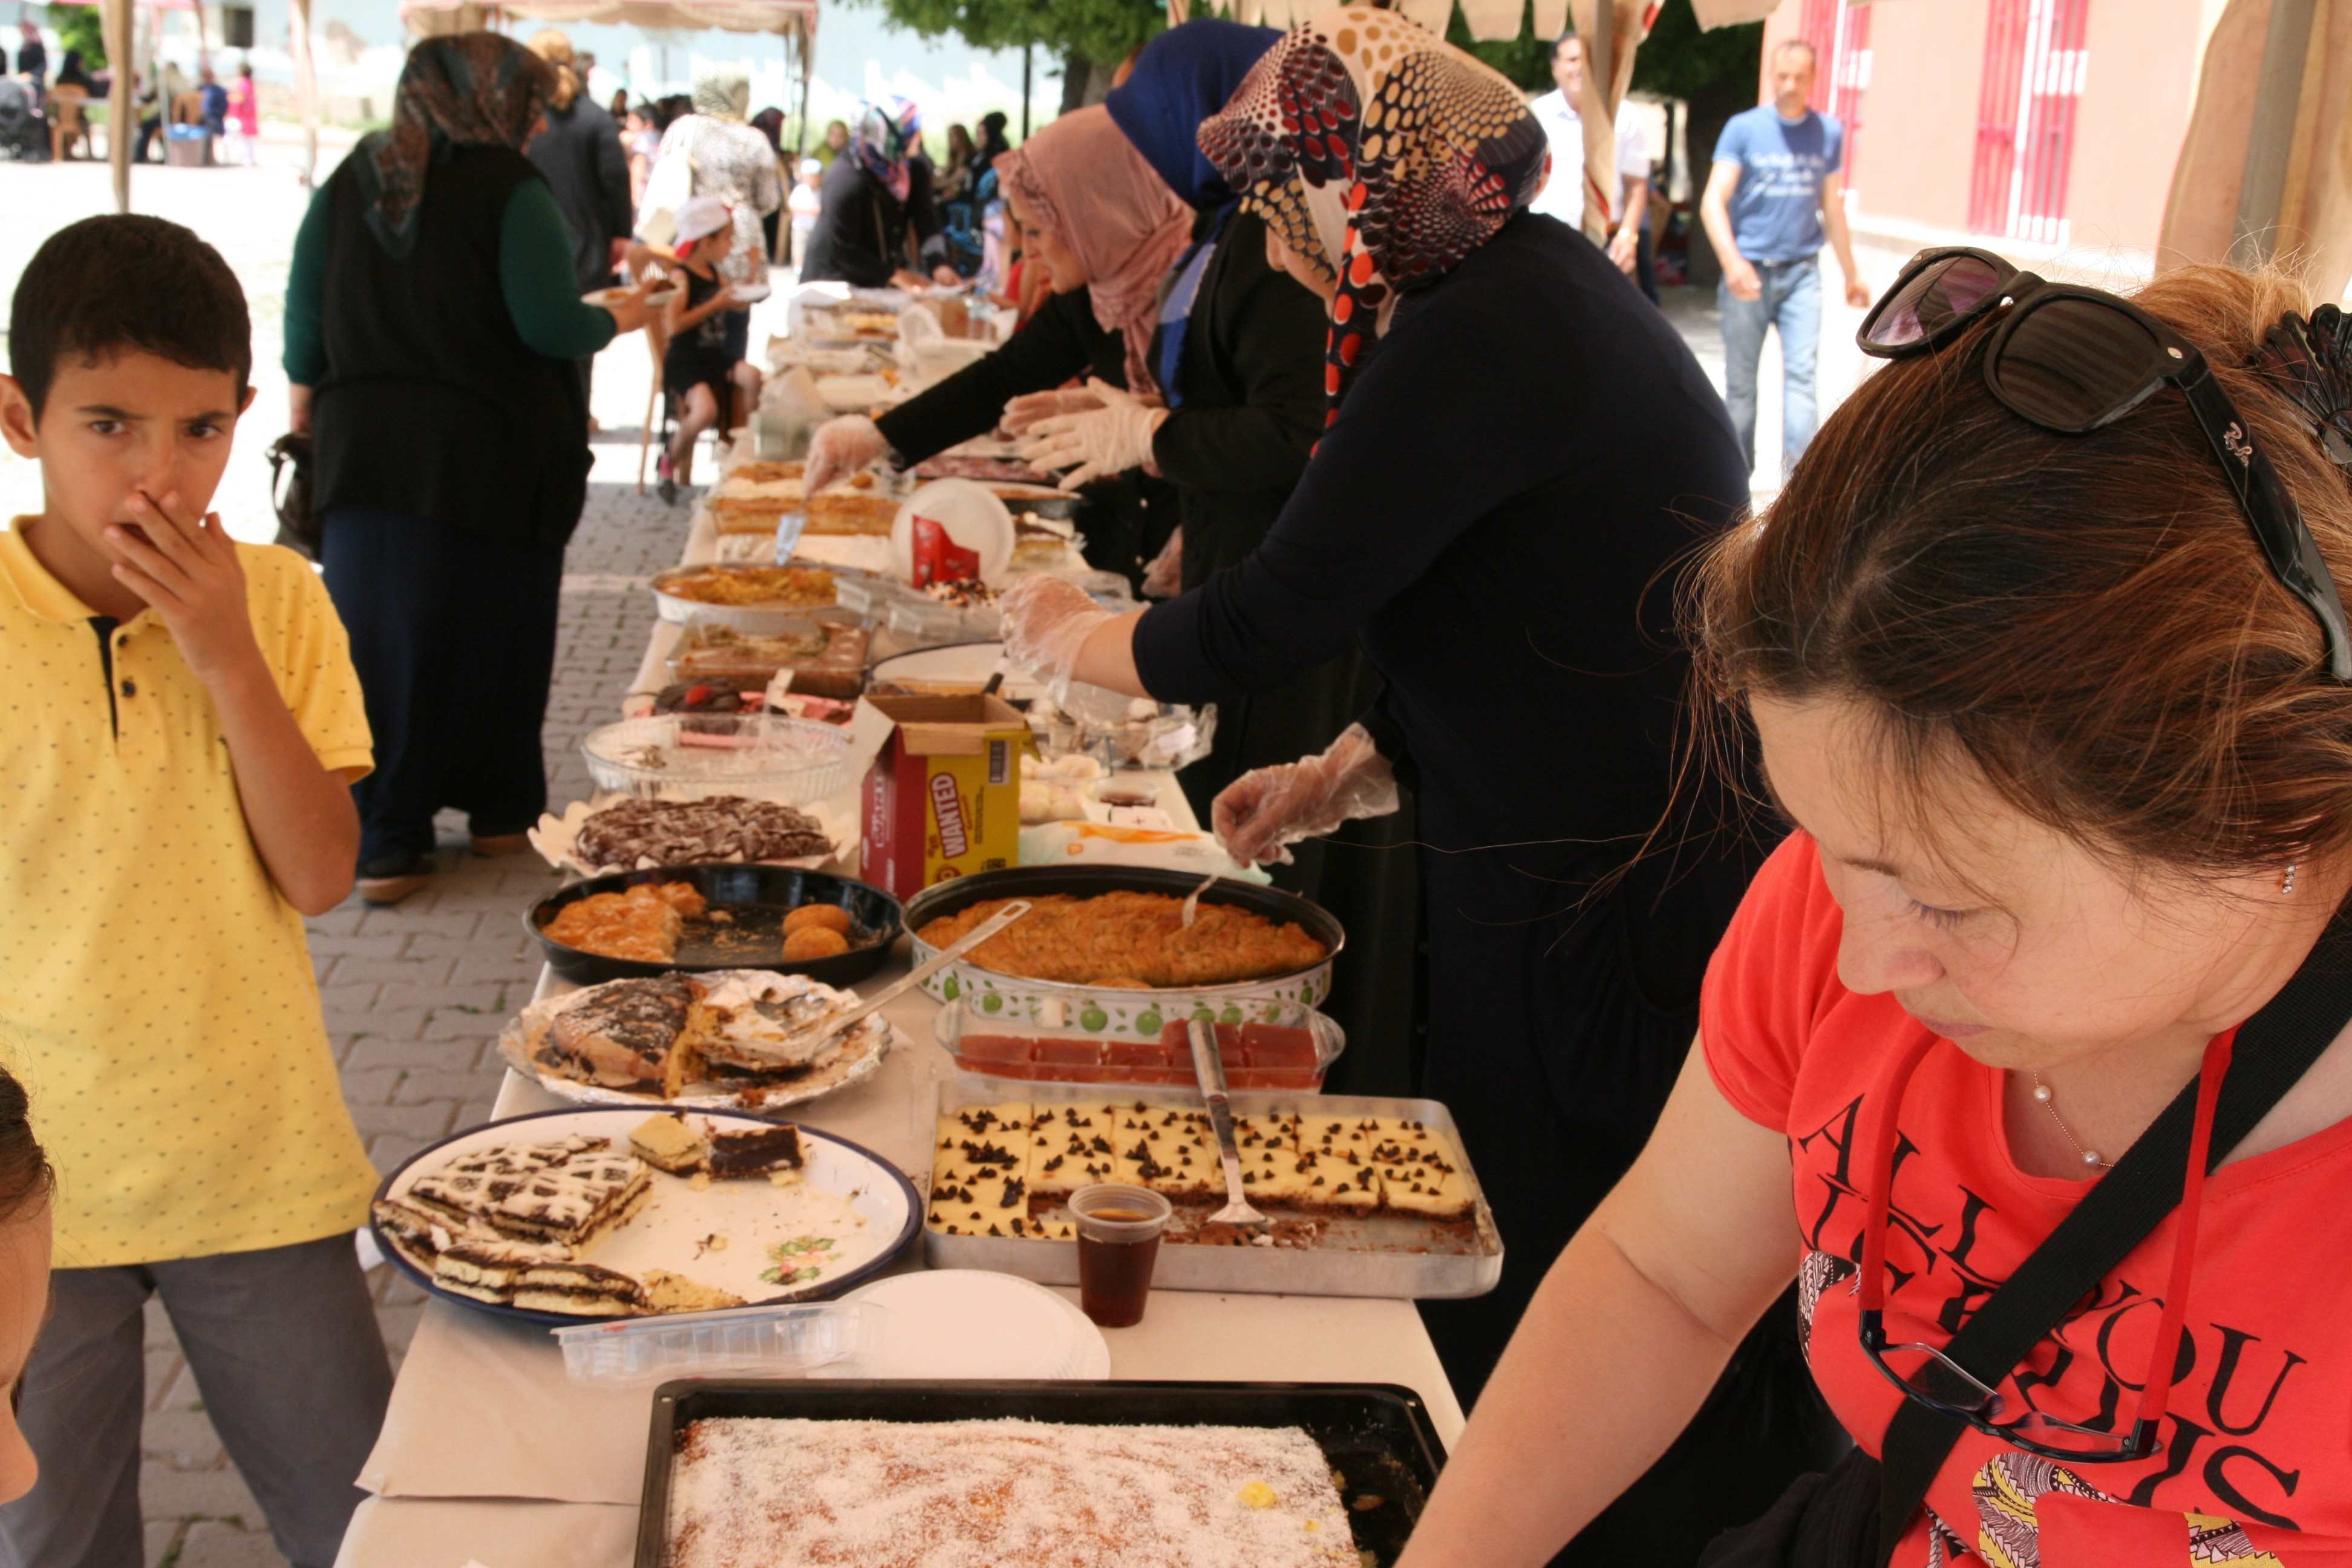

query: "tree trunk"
xmin=1059 ymin=51 xmax=1116 ymax=113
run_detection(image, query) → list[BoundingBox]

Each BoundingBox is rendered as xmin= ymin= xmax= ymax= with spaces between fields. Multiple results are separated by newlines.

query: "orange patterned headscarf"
xmin=1198 ymin=8 xmax=1547 ymax=426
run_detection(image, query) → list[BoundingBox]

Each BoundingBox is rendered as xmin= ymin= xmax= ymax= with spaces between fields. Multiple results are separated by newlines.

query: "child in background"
xmin=647 ymin=195 xmax=760 ymax=505
xmin=223 ymin=60 xmax=258 ymax=166
xmin=0 ymin=215 xmax=388 ymax=1566
xmin=787 ymin=155 xmax=822 ymax=269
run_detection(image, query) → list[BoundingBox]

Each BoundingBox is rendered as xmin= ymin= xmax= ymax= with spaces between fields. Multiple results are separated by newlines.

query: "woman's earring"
xmin=2282 ymin=861 xmax=2299 ymax=896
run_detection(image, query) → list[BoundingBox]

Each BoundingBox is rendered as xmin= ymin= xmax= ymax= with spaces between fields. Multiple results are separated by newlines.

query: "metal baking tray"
xmin=636 ymin=1379 xmax=1447 ymax=1568
xmin=924 ymin=1076 xmax=1503 ymax=1299
xmin=902 ymin=864 xmax=1345 ymax=1022
xmin=524 ymin=863 xmax=903 ymax=988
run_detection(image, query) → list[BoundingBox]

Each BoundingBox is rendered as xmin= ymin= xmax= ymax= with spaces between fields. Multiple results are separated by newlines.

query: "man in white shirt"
xmin=1527 ymin=30 xmax=1650 ymax=292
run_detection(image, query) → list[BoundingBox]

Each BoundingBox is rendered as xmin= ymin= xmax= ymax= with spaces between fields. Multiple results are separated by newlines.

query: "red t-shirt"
xmin=1701 ymin=834 xmax=2352 ymax=1567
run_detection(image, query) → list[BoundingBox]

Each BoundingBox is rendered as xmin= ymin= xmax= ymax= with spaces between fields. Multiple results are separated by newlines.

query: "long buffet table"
xmin=335 ymin=480 xmax=1466 ymax=1568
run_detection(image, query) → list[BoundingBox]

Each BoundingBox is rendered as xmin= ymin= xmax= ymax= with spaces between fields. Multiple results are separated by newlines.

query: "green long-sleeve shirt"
xmin=283 ymin=175 xmax=617 ymax=383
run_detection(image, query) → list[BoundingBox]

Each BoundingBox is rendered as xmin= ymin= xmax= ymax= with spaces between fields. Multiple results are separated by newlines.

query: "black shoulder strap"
xmin=1876 ymin=926 xmax=2352 ymax=1557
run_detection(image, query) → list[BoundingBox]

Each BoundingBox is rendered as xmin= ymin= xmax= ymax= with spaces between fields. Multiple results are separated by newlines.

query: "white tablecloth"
xmin=337 ymin=477 xmax=1466 ymax=1568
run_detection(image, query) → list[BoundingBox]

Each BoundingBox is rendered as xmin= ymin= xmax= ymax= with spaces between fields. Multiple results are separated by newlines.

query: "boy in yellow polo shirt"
xmin=0 ymin=217 xmax=388 ymax=1567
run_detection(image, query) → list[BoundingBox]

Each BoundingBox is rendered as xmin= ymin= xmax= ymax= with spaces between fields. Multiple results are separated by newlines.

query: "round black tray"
xmin=526 ymin=862 xmax=904 ymax=987
xmin=901 ymin=863 xmax=1344 ymax=985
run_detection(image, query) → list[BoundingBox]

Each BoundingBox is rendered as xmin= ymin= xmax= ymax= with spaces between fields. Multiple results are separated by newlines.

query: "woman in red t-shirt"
xmin=1397 ymin=260 xmax=2352 ymax=1568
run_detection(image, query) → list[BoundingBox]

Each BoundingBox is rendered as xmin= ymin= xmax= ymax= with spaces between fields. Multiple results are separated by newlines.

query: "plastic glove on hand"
xmin=1018 ymin=379 xmax=1169 ymax=489
xmin=1212 ymin=725 xmax=1400 ymax=867
xmin=1142 ymin=528 xmax=1183 ymax=599
xmin=1001 ymin=387 xmax=1105 ymax=439
xmin=997 ymin=575 xmax=1114 ymax=705
xmin=803 ymin=416 xmax=887 ymax=495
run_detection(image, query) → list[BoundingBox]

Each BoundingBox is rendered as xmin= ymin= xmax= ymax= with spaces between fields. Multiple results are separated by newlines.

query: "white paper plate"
xmin=817 ymin=1269 xmax=1111 ymax=1380
xmin=890 ymin=479 xmax=1015 ymax=587
xmin=371 ymin=1106 xmax=921 ymax=1325
xmin=496 ymin=972 xmax=896 ymax=1114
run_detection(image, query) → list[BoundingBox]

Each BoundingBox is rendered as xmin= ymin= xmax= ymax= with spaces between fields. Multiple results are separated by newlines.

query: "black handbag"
xmin=266 ymin=430 xmax=319 ymax=560
xmin=1699 ymin=929 xmax=2352 ymax=1568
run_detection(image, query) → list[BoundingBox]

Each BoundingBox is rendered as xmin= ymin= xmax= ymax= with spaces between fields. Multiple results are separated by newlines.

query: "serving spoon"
xmin=1188 ymin=1019 xmax=1269 ymax=1232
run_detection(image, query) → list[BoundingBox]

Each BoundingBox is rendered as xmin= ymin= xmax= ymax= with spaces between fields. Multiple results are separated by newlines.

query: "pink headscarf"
xmin=993 ymin=105 xmax=1192 ymax=398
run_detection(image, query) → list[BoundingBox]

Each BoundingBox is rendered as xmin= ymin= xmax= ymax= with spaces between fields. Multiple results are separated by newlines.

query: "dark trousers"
xmin=321 ymin=505 xmax=565 ymax=864
xmin=0 ymin=1233 xmax=391 ymax=1568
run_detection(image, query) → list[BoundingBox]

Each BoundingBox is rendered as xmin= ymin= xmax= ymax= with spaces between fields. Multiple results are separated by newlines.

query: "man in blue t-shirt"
xmin=1700 ymin=39 xmax=1868 ymax=476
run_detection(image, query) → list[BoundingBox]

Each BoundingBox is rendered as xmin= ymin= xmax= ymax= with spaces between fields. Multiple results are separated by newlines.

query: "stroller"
xmin=0 ymin=79 xmax=43 ymax=161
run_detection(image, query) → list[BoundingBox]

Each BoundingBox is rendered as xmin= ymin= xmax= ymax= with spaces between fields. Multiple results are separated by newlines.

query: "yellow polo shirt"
xmin=0 ymin=521 xmax=381 ymax=1267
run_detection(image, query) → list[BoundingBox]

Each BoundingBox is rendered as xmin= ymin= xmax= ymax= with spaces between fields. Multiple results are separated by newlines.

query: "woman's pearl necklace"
xmin=2029 ymin=1073 xmax=2111 ymax=1169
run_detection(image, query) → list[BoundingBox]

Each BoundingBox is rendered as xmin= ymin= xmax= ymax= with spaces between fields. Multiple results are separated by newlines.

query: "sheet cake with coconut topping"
xmin=663 ymin=1417 xmax=1358 ymax=1567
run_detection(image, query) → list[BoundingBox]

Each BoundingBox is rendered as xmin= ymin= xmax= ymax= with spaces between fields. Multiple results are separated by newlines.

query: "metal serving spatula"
xmin=1187 ymin=1019 xmax=1268 ymax=1231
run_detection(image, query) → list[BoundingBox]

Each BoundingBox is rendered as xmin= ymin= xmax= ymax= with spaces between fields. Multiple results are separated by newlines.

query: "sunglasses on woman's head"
xmin=1856 ymin=247 xmax=2352 ymax=683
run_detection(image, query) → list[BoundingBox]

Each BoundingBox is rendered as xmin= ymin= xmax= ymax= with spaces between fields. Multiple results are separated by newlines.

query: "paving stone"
xmin=166 ymin=1516 xmax=288 ymax=1568
xmin=336 ymin=1067 xmax=403 ymax=1105
xmin=349 ymin=1100 xmax=459 ymax=1142
xmin=364 ymin=1134 xmax=439 ymax=1175
xmin=138 ymin=1460 xmax=262 ymax=1524
xmin=142 ymin=1408 xmax=229 ymax=1472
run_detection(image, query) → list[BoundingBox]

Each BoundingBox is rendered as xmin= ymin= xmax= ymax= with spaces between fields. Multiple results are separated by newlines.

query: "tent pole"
xmin=791 ymin=19 xmax=811 ymax=160
xmin=103 ymin=0 xmax=131 ymax=212
xmin=292 ymin=0 xmax=317 ymax=186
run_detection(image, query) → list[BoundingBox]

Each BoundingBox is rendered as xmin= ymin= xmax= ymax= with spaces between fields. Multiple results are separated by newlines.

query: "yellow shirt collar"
xmin=0 ymin=520 xmax=99 ymax=624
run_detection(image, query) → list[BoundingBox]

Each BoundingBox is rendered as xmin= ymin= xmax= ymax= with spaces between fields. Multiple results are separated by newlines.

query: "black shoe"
xmin=659 ymin=475 xmax=679 ymax=506
xmin=356 ymin=852 xmax=436 ymax=906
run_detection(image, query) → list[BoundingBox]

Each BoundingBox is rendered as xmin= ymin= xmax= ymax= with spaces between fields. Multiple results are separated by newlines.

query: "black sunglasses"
xmin=1858 ymin=247 xmax=2352 ymax=682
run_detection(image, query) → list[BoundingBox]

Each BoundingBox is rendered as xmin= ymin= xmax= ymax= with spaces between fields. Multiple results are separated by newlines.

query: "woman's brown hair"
xmin=1688 ymin=263 xmax=2352 ymax=877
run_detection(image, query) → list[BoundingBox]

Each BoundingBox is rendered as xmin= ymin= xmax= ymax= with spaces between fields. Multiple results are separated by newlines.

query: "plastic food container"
xmin=554 ymin=1301 xmax=884 ymax=1385
xmin=935 ymin=997 xmax=1344 ymax=1089
xmin=581 ymin=713 xmax=851 ymax=803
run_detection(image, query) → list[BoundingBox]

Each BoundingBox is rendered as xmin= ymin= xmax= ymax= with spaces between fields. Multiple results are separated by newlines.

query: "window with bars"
xmin=1795 ymin=0 xmax=1870 ymax=201
xmin=1968 ymin=0 xmax=2091 ymax=245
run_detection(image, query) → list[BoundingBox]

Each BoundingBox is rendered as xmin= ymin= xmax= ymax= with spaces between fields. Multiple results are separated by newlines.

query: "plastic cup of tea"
xmin=1070 ymin=1184 xmax=1172 ymax=1328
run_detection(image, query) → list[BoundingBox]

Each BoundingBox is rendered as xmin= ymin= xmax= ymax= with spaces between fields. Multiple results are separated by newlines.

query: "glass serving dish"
xmin=580 ymin=713 xmax=851 ymax=803
xmin=934 ymin=996 xmax=1344 ymax=1089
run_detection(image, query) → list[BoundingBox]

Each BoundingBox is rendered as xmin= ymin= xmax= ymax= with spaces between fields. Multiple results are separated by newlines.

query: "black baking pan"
xmin=903 ymin=863 xmax=1345 ymax=970
xmin=635 ymin=1379 xmax=1446 ymax=1567
xmin=525 ymin=863 xmax=903 ymax=987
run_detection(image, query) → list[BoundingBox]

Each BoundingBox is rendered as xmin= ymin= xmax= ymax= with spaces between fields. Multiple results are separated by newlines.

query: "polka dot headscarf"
xmin=1198 ymin=7 xmax=1549 ymax=428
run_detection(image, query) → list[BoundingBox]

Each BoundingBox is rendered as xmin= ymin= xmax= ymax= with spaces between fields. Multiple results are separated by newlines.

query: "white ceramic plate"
xmin=370 ymin=1106 xmax=921 ymax=1325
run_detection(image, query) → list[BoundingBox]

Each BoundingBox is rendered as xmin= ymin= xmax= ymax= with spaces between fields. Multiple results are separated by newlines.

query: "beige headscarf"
xmin=526 ymin=28 xmax=579 ymax=111
xmin=692 ymin=70 xmax=750 ymax=124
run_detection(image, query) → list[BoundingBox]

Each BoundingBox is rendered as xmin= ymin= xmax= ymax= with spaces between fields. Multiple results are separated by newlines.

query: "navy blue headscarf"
xmin=1103 ymin=19 xmax=1279 ymax=212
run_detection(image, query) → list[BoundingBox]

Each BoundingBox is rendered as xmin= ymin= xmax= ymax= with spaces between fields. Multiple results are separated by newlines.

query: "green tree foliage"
xmin=858 ymin=0 xmax=1162 ymax=65
xmin=1445 ymin=0 xmax=1761 ymax=112
xmin=48 ymin=3 xmax=107 ymax=70
xmin=1628 ymin=0 xmax=1761 ymax=118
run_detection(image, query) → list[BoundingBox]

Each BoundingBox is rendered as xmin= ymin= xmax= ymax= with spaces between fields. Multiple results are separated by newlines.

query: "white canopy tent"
xmin=397 ymin=0 xmax=818 ymax=151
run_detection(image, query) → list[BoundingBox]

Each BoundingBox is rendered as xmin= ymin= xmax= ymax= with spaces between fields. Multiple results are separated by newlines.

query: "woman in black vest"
xmin=283 ymin=33 xmax=651 ymax=905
